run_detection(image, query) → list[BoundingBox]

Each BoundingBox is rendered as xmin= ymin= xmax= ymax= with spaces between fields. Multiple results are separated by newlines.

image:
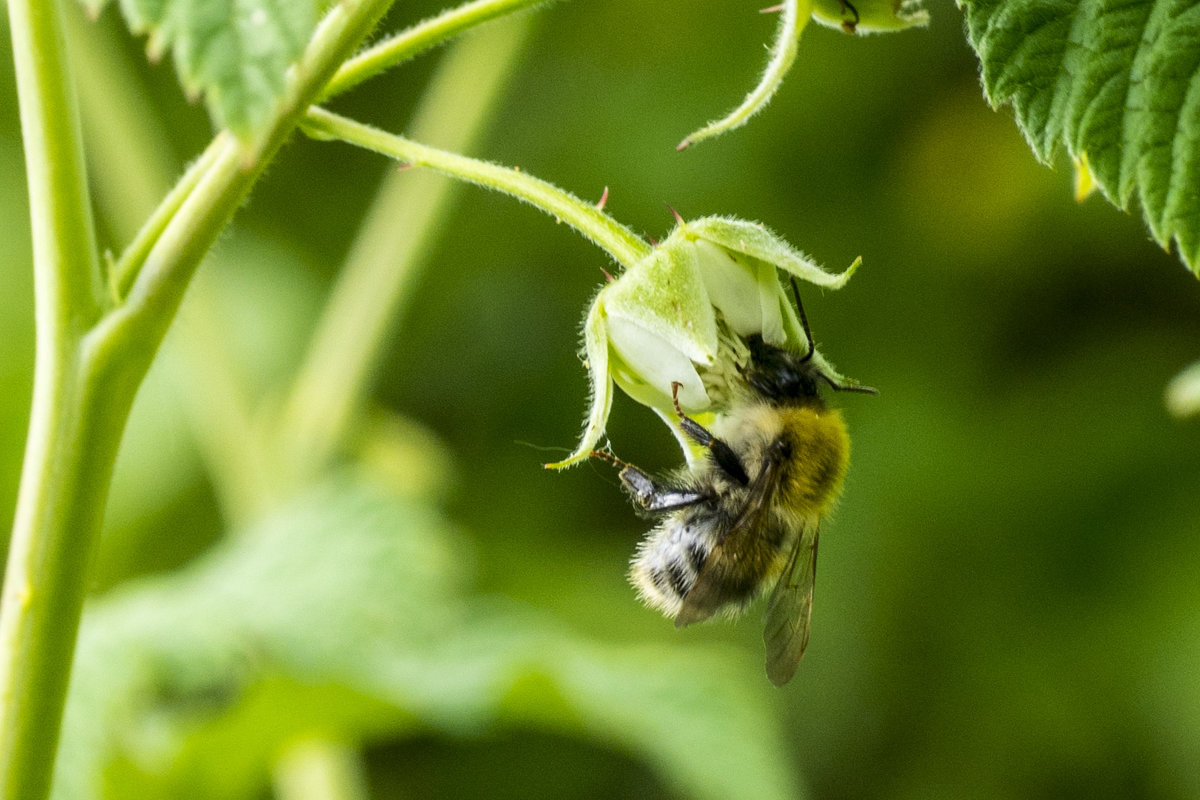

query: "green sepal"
xmin=683 ymin=217 xmax=861 ymax=289
xmin=602 ymin=241 xmax=718 ymax=414
xmin=682 ymin=216 xmax=871 ymax=393
xmin=546 ymin=292 xmax=613 ymax=469
xmin=678 ymin=0 xmax=927 ymax=149
xmin=603 ymin=243 xmax=719 ymax=367
xmin=678 ymin=0 xmax=812 ymax=150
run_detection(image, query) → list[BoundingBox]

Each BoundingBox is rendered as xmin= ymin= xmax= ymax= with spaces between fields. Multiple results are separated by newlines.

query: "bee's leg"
xmin=589 ymin=450 xmax=709 ymax=512
xmin=620 ymin=465 xmax=710 ymax=512
xmin=669 ymin=383 xmax=750 ymax=486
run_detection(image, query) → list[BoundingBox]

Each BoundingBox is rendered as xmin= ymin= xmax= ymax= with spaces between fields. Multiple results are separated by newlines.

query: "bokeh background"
xmin=3 ymin=0 xmax=1200 ymax=798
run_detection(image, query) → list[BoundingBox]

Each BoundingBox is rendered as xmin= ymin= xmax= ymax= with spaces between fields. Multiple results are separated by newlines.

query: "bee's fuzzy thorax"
xmin=711 ymin=401 xmax=849 ymax=518
xmin=775 ymin=404 xmax=850 ymax=520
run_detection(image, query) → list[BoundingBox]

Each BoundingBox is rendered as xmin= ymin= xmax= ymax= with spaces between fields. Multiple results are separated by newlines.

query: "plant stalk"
xmin=300 ymin=107 xmax=651 ymax=268
xmin=0 ymin=1 xmax=398 ymax=797
xmin=321 ymin=0 xmax=553 ymax=99
xmin=1 ymin=0 xmax=108 ymax=796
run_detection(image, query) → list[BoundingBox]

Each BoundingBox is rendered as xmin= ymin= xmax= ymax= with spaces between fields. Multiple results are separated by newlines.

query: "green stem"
xmin=282 ymin=15 xmax=537 ymax=474
xmin=72 ymin=10 xmax=276 ymax=526
xmin=113 ymin=0 xmax=550 ymax=292
xmin=0 ymin=2 xmax=398 ymax=798
xmin=109 ymin=0 xmax=397 ymax=336
xmin=321 ymin=0 xmax=553 ymax=100
xmin=78 ymin=0 xmax=581 ymax=516
xmin=301 ymin=107 xmax=652 ymax=268
xmin=92 ymin=0 xmax=400 ymax=509
xmin=0 ymin=346 xmax=135 ymax=800
xmin=4 ymin=0 xmax=103 ymax=322
xmin=110 ymin=138 xmax=227 ymax=302
xmin=1 ymin=0 xmax=107 ymax=795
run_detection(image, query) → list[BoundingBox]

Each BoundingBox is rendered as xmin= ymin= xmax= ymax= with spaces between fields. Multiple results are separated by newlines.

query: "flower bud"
xmin=812 ymin=0 xmax=929 ymax=34
xmin=547 ymin=216 xmax=865 ymax=468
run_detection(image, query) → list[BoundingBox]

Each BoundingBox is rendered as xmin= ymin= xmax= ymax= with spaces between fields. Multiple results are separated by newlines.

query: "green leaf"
xmin=52 ymin=475 xmax=462 ymax=799
xmin=82 ymin=0 xmax=319 ymax=135
xmin=54 ymin=475 xmax=801 ymax=800
xmin=961 ymin=0 xmax=1200 ymax=273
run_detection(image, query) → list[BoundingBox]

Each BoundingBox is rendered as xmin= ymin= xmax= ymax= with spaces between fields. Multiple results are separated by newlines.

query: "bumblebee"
xmin=602 ymin=289 xmax=874 ymax=685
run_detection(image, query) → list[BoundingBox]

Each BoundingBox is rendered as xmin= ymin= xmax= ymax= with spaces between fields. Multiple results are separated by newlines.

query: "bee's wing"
xmin=763 ymin=522 xmax=819 ymax=686
xmin=674 ymin=456 xmax=784 ymax=628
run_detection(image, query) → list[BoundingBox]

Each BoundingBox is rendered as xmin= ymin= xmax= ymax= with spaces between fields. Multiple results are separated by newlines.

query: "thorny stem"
xmin=300 ymin=107 xmax=652 ymax=268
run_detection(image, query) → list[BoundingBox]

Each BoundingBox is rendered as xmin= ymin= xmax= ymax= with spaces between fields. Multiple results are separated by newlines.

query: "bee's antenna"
xmin=790 ymin=277 xmax=815 ymax=363
xmin=825 ymin=377 xmax=879 ymax=395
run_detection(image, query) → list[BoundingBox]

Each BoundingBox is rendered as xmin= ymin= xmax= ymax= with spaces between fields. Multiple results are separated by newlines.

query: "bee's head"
xmin=742 ymin=335 xmax=824 ymax=402
xmin=740 ymin=279 xmax=878 ymax=401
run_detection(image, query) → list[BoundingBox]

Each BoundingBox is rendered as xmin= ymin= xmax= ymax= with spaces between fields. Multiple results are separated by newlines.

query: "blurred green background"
xmin=3 ymin=0 xmax=1200 ymax=798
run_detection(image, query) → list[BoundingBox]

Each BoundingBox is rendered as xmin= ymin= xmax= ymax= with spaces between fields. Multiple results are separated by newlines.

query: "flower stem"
xmin=300 ymin=107 xmax=652 ymax=268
